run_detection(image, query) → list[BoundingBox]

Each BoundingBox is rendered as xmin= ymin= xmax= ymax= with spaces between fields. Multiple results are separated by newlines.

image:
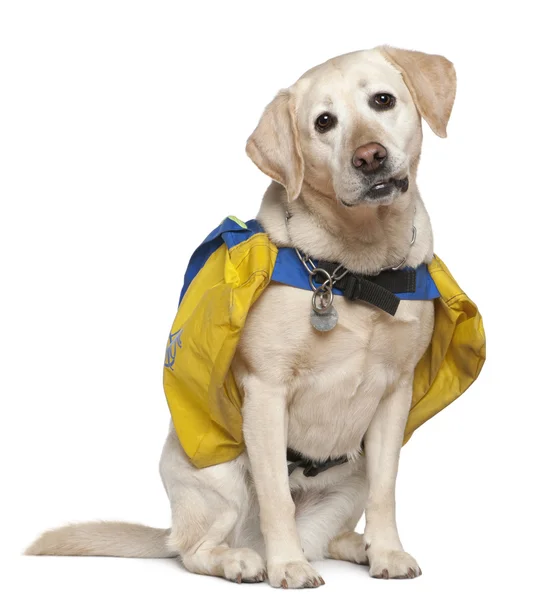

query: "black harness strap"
xmin=287 ymin=447 xmax=349 ymax=477
xmin=315 ymin=260 xmax=417 ymax=316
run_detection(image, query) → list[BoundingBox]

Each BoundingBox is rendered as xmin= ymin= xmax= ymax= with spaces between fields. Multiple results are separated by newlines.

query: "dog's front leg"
xmin=242 ymin=376 xmax=324 ymax=589
xmin=363 ymin=375 xmax=422 ymax=579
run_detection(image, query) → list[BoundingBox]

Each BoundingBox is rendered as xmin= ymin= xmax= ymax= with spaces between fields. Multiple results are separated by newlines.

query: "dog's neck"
xmin=257 ymin=181 xmax=434 ymax=274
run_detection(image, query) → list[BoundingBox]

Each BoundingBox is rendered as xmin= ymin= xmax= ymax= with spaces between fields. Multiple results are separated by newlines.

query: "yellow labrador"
xmin=27 ymin=46 xmax=456 ymax=588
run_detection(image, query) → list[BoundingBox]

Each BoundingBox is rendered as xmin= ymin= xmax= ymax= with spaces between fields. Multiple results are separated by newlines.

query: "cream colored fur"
xmin=26 ymin=46 xmax=456 ymax=588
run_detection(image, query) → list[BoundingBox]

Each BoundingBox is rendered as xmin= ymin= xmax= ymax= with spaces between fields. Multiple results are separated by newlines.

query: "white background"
xmin=1 ymin=1 xmax=545 ymax=598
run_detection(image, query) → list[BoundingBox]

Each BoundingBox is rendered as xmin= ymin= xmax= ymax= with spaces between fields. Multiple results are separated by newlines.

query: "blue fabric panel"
xmin=178 ymin=217 xmax=250 ymax=304
xmin=178 ymin=217 xmax=440 ymax=305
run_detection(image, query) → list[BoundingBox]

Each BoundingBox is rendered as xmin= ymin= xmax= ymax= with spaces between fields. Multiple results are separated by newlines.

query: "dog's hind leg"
xmin=159 ymin=426 xmax=265 ymax=583
xmin=179 ymin=503 xmax=266 ymax=583
xmin=328 ymin=531 xmax=368 ymax=565
xmin=292 ymin=462 xmax=368 ymax=562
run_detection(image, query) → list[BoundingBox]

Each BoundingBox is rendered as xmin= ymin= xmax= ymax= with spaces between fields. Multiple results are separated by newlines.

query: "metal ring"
xmin=381 ymin=223 xmax=418 ymax=272
xmin=390 ymin=256 xmax=408 ymax=271
xmin=312 ymin=288 xmax=333 ymax=314
xmin=410 ymin=225 xmax=416 ymax=246
xmin=309 ymin=268 xmax=333 ymax=292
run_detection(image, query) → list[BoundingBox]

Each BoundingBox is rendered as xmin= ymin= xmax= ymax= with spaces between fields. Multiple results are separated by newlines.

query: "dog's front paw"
xmin=268 ymin=560 xmax=325 ymax=589
xmin=368 ymin=548 xmax=421 ymax=580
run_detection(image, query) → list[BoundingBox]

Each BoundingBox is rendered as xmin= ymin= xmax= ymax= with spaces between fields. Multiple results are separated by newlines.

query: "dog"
xmin=26 ymin=46 xmax=457 ymax=588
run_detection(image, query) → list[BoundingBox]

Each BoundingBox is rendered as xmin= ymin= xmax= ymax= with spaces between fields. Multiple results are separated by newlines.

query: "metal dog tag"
xmin=310 ymin=304 xmax=338 ymax=332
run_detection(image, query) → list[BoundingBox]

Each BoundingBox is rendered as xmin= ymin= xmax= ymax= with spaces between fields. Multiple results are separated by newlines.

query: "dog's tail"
xmin=24 ymin=521 xmax=178 ymax=558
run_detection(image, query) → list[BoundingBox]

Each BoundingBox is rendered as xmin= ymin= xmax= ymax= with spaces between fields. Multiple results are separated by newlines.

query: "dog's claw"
xmin=381 ymin=568 xmax=389 ymax=579
xmin=281 ymin=578 xmax=288 ymax=589
xmin=236 ymin=573 xmax=242 ymax=584
xmin=319 ymin=576 xmax=325 ymax=585
xmin=408 ymin=567 xmax=416 ymax=579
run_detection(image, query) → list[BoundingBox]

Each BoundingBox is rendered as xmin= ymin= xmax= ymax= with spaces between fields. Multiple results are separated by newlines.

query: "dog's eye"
xmin=315 ymin=113 xmax=337 ymax=133
xmin=372 ymin=93 xmax=396 ymax=110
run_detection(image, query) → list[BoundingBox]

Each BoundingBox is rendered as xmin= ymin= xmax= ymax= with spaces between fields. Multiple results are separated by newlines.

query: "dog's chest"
xmin=237 ymin=283 xmax=433 ymax=460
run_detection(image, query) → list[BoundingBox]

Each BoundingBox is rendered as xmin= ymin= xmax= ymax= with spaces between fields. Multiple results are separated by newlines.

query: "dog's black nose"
xmin=352 ymin=143 xmax=387 ymax=173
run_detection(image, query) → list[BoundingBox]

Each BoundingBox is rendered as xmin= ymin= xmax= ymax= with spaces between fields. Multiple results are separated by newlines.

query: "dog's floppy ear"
xmin=380 ymin=46 xmax=456 ymax=138
xmin=246 ymin=89 xmax=304 ymax=202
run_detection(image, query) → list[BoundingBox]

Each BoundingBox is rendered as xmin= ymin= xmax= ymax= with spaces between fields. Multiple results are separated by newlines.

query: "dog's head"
xmin=246 ymin=47 xmax=456 ymax=208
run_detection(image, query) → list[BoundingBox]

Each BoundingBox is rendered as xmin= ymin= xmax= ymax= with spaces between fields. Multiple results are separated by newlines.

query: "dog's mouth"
xmin=366 ymin=177 xmax=409 ymax=200
xmin=340 ymin=176 xmax=409 ymax=207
